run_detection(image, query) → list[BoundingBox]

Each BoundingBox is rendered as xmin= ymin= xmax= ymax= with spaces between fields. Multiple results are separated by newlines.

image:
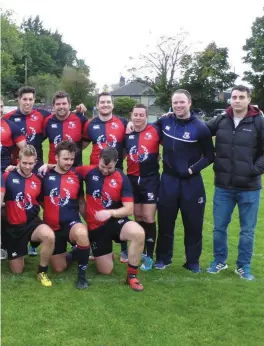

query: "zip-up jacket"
xmin=156 ymin=113 xmax=214 ymax=178
xmin=206 ymin=106 xmax=264 ymax=190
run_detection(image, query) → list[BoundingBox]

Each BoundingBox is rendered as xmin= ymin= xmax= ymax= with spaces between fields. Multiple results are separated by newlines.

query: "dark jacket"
xmin=156 ymin=113 xmax=214 ymax=178
xmin=206 ymin=106 xmax=264 ymax=190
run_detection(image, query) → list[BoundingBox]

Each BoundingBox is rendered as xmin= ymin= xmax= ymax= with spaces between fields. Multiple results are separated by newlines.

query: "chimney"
xmin=119 ymin=76 xmax=125 ymax=87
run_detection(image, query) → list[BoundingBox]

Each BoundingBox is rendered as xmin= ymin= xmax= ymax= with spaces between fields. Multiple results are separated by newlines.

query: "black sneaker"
xmin=76 ymin=276 xmax=89 ymax=289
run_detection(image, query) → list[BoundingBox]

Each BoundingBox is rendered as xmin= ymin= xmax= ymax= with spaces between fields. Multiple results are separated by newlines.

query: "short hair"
xmin=99 ymin=147 xmax=118 ymax=165
xmin=97 ymin=92 xmax=113 ymax=104
xmin=231 ymin=85 xmax=251 ymax=96
xmin=19 ymin=145 xmax=37 ymax=159
xmin=53 ymin=91 xmax=71 ymax=105
xmin=18 ymin=86 xmax=36 ymax=98
xmin=55 ymin=141 xmax=77 ymax=156
xmin=132 ymin=103 xmax=148 ymax=116
xmin=172 ymin=89 xmax=192 ymax=101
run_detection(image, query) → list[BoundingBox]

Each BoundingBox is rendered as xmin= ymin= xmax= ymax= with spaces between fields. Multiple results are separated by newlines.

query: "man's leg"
xmin=235 ymin=189 xmax=260 ymax=280
xmin=120 ymin=220 xmax=145 ymax=291
xmin=180 ymin=176 xmax=206 ymax=273
xmin=134 ymin=203 xmax=147 ymax=257
xmin=69 ymin=222 xmax=90 ymax=289
xmin=155 ymin=173 xmax=179 ymax=268
xmin=207 ymin=187 xmax=236 ymax=273
xmin=9 ymin=257 xmax=25 ymax=274
xmin=31 ymin=223 xmax=55 ymax=287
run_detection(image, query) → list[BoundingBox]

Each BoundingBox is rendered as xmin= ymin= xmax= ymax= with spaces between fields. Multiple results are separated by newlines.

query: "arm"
xmin=189 ymin=125 xmax=215 ymax=174
xmin=252 ymin=117 xmax=264 ymax=175
xmin=79 ymin=197 xmax=86 ymax=219
xmin=109 ymin=201 xmax=133 ymax=218
xmin=205 ymin=115 xmax=224 ymax=136
xmin=16 ymin=139 xmax=27 ymax=149
xmin=1 ymin=173 xmax=5 ymax=205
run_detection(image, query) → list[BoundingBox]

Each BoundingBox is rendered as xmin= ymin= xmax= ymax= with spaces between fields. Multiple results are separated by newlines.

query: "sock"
xmin=76 ymin=245 xmax=90 ymax=277
xmin=121 ymin=241 xmax=128 ymax=252
xmin=38 ymin=265 xmax=48 ymax=274
xmin=145 ymin=222 xmax=156 ymax=259
xmin=127 ymin=263 xmax=138 ymax=279
xmin=138 ymin=221 xmax=147 ymax=254
xmin=66 ymin=245 xmax=78 ymax=265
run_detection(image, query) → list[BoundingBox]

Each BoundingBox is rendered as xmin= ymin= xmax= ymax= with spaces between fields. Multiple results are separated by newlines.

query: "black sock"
xmin=76 ymin=245 xmax=90 ymax=277
xmin=138 ymin=221 xmax=147 ymax=254
xmin=38 ymin=265 xmax=48 ymax=274
xmin=145 ymin=222 xmax=156 ymax=259
xmin=121 ymin=241 xmax=127 ymax=252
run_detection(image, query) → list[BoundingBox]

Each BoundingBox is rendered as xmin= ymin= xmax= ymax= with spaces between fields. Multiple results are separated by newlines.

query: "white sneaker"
xmin=0 ymin=249 xmax=7 ymax=260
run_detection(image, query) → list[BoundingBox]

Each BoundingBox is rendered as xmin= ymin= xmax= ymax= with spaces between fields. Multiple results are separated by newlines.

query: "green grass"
xmin=2 ymin=141 xmax=264 ymax=346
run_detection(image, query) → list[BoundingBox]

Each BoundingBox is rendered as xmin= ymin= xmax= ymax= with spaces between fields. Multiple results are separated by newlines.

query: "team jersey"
xmin=41 ymin=168 xmax=83 ymax=231
xmin=1 ymin=172 xmax=5 ymax=194
xmin=82 ymin=115 xmax=127 ymax=169
xmin=125 ymin=124 xmax=160 ymax=177
xmin=43 ymin=112 xmax=87 ymax=166
xmin=76 ymin=166 xmax=133 ymax=230
xmin=0 ymin=118 xmax=26 ymax=172
xmin=3 ymin=170 xmax=41 ymax=225
xmin=4 ymin=108 xmax=50 ymax=165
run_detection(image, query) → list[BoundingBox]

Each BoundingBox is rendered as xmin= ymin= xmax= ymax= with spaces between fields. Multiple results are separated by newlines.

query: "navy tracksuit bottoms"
xmin=156 ymin=173 xmax=206 ymax=264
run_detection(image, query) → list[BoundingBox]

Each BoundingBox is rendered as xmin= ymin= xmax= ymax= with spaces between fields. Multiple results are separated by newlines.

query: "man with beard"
xmin=82 ymin=92 xmax=129 ymax=263
xmin=2 ymin=145 xmax=55 ymax=286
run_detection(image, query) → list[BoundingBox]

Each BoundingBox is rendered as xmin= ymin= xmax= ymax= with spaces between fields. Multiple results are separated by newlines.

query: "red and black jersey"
xmin=76 ymin=166 xmax=133 ymax=230
xmin=0 ymin=118 xmax=26 ymax=172
xmin=82 ymin=115 xmax=127 ymax=170
xmin=43 ymin=112 xmax=87 ymax=166
xmin=3 ymin=170 xmax=41 ymax=225
xmin=41 ymin=168 xmax=83 ymax=231
xmin=125 ymin=124 xmax=160 ymax=177
xmin=4 ymin=108 xmax=50 ymax=166
xmin=1 ymin=172 xmax=5 ymax=194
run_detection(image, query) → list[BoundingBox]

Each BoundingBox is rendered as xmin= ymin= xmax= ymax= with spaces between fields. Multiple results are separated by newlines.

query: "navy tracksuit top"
xmin=156 ymin=113 xmax=214 ymax=177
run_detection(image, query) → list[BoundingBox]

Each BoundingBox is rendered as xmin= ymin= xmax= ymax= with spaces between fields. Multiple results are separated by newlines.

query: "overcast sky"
xmin=2 ymin=0 xmax=263 ymax=90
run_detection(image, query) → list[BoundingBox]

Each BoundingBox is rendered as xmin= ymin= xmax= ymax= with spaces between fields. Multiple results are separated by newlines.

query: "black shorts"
xmin=128 ymin=175 xmax=160 ymax=204
xmin=89 ymin=218 xmax=130 ymax=257
xmin=53 ymin=220 xmax=82 ymax=255
xmin=4 ymin=217 xmax=43 ymax=260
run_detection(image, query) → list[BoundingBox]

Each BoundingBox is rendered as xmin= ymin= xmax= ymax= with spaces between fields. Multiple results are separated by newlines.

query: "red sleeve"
xmin=75 ymin=165 xmax=96 ymax=178
xmin=82 ymin=119 xmax=92 ymax=140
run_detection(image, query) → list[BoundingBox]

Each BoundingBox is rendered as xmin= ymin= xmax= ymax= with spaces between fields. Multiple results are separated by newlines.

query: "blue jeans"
xmin=213 ymin=187 xmax=260 ymax=267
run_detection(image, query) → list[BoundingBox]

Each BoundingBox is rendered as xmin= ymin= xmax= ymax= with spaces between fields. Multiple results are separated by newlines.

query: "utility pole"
xmin=25 ymin=57 xmax=28 ymax=85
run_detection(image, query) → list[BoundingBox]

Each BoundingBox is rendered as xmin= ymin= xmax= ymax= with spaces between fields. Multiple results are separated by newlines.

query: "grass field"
xmin=2 ymin=141 xmax=264 ymax=346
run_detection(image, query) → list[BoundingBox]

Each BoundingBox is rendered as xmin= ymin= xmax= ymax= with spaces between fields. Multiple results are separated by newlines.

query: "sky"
xmin=1 ymin=0 xmax=263 ymax=90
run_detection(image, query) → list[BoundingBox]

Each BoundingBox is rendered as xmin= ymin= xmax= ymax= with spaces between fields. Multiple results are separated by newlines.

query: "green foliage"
xmin=113 ymin=97 xmax=138 ymax=117
xmin=243 ymin=9 xmax=264 ymax=109
xmin=28 ymin=74 xmax=62 ymax=104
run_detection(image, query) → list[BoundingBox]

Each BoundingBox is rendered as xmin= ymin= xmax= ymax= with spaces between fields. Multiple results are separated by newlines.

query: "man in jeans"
xmin=207 ymin=85 xmax=264 ymax=280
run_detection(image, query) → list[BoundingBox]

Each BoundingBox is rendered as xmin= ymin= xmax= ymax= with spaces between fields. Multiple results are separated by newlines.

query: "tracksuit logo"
xmin=198 ymin=197 xmax=204 ymax=204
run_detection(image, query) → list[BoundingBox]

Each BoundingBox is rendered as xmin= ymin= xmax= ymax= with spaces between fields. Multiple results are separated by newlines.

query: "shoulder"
xmin=113 ymin=115 xmax=127 ymax=127
xmin=4 ymin=109 xmax=18 ymax=120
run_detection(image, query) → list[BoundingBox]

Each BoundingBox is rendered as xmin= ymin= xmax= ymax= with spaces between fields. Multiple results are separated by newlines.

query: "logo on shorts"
xmin=30 ymin=181 xmax=37 ymax=189
xmin=147 ymin=192 xmax=154 ymax=201
xmin=111 ymin=122 xmax=118 ymax=129
xmin=15 ymin=192 xmax=33 ymax=210
xmin=165 ymin=126 xmax=170 ymax=131
xmin=12 ymin=252 xmax=17 ymax=257
xmin=68 ymin=121 xmax=76 ymax=129
xmin=92 ymin=189 xmax=112 ymax=208
xmin=144 ymin=132 xmax=152 ymax=140
xmin=97 ymin=134 xmax=117 ymax=149
xmin=129 ymin=145 xmax=148 ymax=163
xmin=49 ymin=187 xmax=71 ymax=207
xmin=118 ymin=219 xmax=125 ymax=224
xmin=91 ymin=242 xmax=97 ymax=250
xmin=198 ymin=197 xmax=204 ymax=204
xmin=92 ymin=175 xmax=99 ymax=181
xmin=182 ymin=132 xmax=190 ymax=140
xmin=109 ymin=179 xmax=117 ymax=187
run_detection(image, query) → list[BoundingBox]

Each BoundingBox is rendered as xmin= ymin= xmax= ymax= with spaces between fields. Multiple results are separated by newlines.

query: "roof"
xmin=111 ymin=81 xmax=155 ymax=97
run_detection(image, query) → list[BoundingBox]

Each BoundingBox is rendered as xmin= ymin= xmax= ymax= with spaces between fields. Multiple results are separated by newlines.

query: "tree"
xmin=243 ymin=9 xmax=264 ymax=109
xmin=180 ymin=42 xmax=237 ymax=111
xmin=113 ymin=97 xmax=138 ymax=117
xmin=128 ymin=32 xmax=190 ymax=110
xmin=28 ymin=74 xmax=62 ymax=104
xmin=61 ymin=66 xmax=96 ymax=107
xmin=1 ymin=10 xmax=23 ymax=96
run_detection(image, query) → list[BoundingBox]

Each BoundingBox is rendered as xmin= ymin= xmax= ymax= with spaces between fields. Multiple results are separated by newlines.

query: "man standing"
xmin=41 ymin=141 xmax=91 ymax=289
xmin=125 ymin=104 xmax=160 ymax=271
xmin=76 ymin=147 xmax=145 ymax=291
xmin=154 ymin=89 xmax=214 ymax=272
xmin=2 ymin=145 xmax=55 ymax=286
xmin=207 ymin=85 xmax=264 ymax=280
xmin=83 ymin=92 xmax=129 ymax=263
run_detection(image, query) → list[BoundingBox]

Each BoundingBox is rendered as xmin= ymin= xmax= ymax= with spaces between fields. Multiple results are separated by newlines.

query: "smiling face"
xmin=97 ymin=95 xmax=114 ymax=117
xmin=18 ymin=93 xmax=35 ymax=115
xmin=18 ymin=154 xmax=36 ymax=177
xmin=131 ymin=107 xmax=148 ymax=128
xmin=53 ymin=97 xmax=71 ymax=120
xmin=171 ymin=92 xmax=191 ymax=119
xmin=55 ymin=150 xmax=75 ymax=173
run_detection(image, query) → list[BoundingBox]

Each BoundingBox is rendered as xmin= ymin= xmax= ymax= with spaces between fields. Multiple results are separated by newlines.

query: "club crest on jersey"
xmin=0 ymin=127 xmax=4 ymax=133
xmin=49 ymin=187 xmax=71 ymax=207
xmin=129 ymin=145 xmax=148 ymax=162
xmin=111 ymin=122 xmax=118 ymax=129
xmin=25 ymin=126 xmax=36 ymax=142
xmin=92 ymin=189 xmax=112 ymax=208
xmin=31 ymin=114 xmax=38 ymax=121
xmin=97 ymin=134 xmax=117 ymax=149
xmin=144 ymin=132 xmax=152 ymax=140
xmin=109 ymin=179 xmax=117 ymax=187
xmin=30 ymin=181 xmax=37 ymax=189
xmin=182 ymin=132 xmax=190 ymax=139
xmin=15 ymin=192 xmax=33 ymax=210
xmin=67 ymin=177 xmax=75 ymax=184
xmin=68 ymin=121 xmax=76 ymax=129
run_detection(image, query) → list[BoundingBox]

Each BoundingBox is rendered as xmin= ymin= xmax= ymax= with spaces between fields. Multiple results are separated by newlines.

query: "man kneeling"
xmin=76 ymin=147 xmax=145 ymax=291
